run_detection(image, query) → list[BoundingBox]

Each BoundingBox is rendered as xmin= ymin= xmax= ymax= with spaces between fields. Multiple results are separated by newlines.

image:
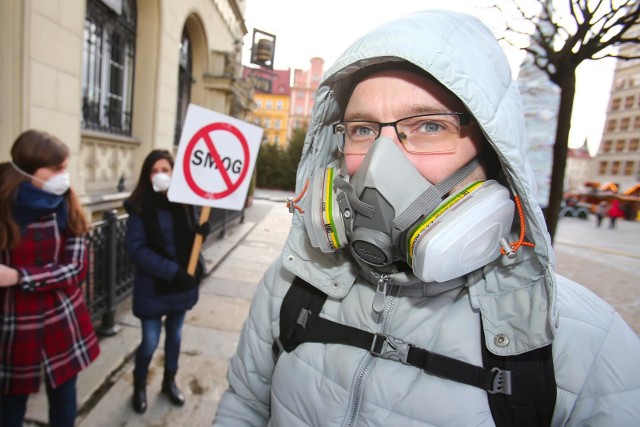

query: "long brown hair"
xmin=0 ymin=129 xmax=88 ymax=249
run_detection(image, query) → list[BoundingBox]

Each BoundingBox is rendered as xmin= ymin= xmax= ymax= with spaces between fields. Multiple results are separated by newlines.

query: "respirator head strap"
xmin=434 ymin=157 xmax=481 ymax=195
xmin=393 ymin=157 xmax=480 ymax=232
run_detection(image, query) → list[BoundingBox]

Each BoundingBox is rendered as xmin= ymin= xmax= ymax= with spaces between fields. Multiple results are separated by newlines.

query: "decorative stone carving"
xmin=81 ymin=133 xmax=137 ymax=194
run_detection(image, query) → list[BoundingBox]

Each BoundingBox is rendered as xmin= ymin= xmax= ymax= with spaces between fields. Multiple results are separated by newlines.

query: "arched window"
xmin=81 ymin=0 xmax=136 ymax=135
xmin=174 ymin=28 xmax=193 ymax=146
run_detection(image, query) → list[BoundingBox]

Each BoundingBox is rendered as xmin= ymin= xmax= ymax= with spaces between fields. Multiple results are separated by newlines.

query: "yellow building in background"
xmin=244 ymin=67 xmax=291 ymax=147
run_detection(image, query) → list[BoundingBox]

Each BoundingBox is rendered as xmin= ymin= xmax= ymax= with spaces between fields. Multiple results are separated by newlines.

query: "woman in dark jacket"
xmin=124 ymin=149 xmax=207 ymax=413
xmin=0 ymin=129 xmax=100 ymax=427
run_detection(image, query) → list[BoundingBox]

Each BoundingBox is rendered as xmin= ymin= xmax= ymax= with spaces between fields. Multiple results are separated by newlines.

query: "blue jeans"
xmin=134 ymin=311 xmax=186 ymax=378
xmin=1 ymin=375 xmax=77 ymax=427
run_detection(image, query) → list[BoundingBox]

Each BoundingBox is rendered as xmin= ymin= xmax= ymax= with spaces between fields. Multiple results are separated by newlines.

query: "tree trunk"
xmin=545 ymin=71 xmax=577 ymax=243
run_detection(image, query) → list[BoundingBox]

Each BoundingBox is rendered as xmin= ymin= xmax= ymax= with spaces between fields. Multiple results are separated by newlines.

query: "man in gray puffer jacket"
xmin=213 ymin=9 xmax=640 ymax=427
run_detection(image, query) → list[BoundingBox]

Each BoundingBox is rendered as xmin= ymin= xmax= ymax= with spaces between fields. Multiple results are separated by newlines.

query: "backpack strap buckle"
xmin=370 ymin=333 xmax=411 ymax=364
xmin=488 ymin=367 xmax=512 ymax=395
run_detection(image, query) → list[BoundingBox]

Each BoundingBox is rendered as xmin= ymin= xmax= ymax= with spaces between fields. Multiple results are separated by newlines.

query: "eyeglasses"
xmin=332 ymin=112 xmax=471 ymax=155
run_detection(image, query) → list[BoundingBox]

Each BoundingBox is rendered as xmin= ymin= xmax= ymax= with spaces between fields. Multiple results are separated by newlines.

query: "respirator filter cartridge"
xmin=303 ymin=167 xmax=348 ymax=253
xmin=407 ymin=180 xmax=515 ymax=283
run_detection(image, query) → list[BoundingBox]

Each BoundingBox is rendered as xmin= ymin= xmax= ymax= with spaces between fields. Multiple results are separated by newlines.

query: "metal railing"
xmin=82 ymin=207 xmax=244 ymax=335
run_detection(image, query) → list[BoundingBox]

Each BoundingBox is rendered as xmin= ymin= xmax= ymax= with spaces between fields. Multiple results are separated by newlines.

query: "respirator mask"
xmin=42 ymin=172 xmax=71 ymax=195
xmin=302 ymin=137 xmax=515 ymax=283
xmin=9 ymin=161 xmax=71 ymax=196
xmin=152 ymin=173 xmax=171 ymax=192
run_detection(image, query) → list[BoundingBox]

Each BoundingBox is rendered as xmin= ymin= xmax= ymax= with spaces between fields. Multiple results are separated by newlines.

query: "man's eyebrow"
xmin=407 ymin=106 xmax=450 ymax=115
xmin=343 ymin=112 xmax=376 ymax=121
xmin=343 ymin=106 xmax=451 ymax=121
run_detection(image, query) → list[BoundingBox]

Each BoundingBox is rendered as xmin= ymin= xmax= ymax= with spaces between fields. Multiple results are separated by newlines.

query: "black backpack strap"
xmin=273 ymin=276 xmax=511 ymax=395
xmin=481 ymin=325 xmax=557 ymax=427
xmin=273 ymin=276 xmax=328 ymax=358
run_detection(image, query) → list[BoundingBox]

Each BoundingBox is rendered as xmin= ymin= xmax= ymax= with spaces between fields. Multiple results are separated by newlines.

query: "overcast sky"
xmin=242 ymin=0 xmax=616 ymax=154
xmin=242 ymin=0 xmax=509 ymax=70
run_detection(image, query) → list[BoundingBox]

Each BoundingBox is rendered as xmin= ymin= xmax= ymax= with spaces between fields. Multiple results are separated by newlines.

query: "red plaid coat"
xmin=0 ymin=213 xmax=100 ymax=394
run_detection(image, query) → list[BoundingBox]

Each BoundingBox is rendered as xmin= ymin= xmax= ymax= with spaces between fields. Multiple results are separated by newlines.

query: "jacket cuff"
xmin=19 ymin=268 xmax=36 ymax=292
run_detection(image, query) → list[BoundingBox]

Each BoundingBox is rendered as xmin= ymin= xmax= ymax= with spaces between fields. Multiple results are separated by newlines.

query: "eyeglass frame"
xmin=332 ymin=112 xmax=472 ymax=154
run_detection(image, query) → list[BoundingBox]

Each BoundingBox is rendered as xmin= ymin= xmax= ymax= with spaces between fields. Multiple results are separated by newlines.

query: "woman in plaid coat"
xmin=0 ymin=130 xmax=100 ymax=427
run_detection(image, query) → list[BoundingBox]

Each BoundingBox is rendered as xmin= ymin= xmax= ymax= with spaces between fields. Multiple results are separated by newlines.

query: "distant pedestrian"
xmin=0 ymin=129 xmax=100 ymax=427
xmin=124 ymin=149 xmax=208 ymax=413
xmin=608 ymin=199 xmax=624 ymax=229
xmin=595 ymin=200 xmax=608 ymax=227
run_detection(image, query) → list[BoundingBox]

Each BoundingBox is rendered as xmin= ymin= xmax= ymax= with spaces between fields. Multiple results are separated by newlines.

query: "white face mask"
xmin=151 ymin=172 xmax=171 ymax=192
xmin=42 ymin=172 xmax=71 ymax=195
xmin=9 ymin=161 xmax=71 ymax=196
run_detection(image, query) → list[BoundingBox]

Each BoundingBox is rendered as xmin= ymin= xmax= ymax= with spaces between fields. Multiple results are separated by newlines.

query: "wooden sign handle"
xmin=187 ymin=206 xmax=211 ymax=275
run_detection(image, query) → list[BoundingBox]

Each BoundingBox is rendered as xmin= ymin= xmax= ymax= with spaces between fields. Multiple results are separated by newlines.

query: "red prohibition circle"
xmin=183 ymin=122 xmax=250 ymax=199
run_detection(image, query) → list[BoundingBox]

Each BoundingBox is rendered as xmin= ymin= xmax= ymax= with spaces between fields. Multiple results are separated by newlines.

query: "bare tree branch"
xmin=500 ymin=0 xmax=640 ymax=241
xmin=568 ymin=0 xmax=581 ymax=24
xmin=564 ymin=5 xmax=593 ymax=54
xmin=601 ymin=53 xmax=640 ymax=60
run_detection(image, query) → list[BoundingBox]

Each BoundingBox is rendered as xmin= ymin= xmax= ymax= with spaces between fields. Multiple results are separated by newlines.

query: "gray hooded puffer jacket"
xmin=214 ymin=9 xmax=640 ymax=426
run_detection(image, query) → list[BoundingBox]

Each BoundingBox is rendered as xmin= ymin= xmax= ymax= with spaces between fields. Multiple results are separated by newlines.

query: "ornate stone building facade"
xmin=592 ymin=40 xmax=640 ymax=194
xmin=0 ymin=0 xmax=252 ymax=219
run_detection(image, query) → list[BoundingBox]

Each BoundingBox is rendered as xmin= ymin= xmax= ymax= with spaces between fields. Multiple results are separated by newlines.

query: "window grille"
xmin=174 ymin=28 xmax=193 ymax=146
xmin=81 ymin=0 xmax=137 ymax=135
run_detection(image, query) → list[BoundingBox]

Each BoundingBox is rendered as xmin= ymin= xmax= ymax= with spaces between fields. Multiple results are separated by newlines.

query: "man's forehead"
xmin=347 ymin=71 xmax=465 ymax=114
xmin=351 ymin=70 xmax=443 ymax=96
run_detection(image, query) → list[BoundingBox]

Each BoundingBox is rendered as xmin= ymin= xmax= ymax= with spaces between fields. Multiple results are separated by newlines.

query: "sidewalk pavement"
xmin=24 ymin=189 xmax=295 ymax=427
xmin=24 ymin=191 xmax=639 ymax=426
xmin=553 ymin=215 xmax=640 ymax=335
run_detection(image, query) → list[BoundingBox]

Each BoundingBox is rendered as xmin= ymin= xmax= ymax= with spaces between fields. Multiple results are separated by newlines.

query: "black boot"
xmin=161 ymin=370 xmax=185 ymax=406
xmin=133 ymin=375 xmax=147 ymax=413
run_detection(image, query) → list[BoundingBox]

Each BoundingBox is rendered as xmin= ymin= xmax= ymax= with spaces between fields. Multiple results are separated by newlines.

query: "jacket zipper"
xmin=343 ymin=275 xmax=397 ymax=427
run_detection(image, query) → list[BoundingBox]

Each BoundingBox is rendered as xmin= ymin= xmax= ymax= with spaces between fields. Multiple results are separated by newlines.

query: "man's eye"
xmin=417 ymin=121 xmax=445 ymax=134
xmin=349 ymin=125 xmax=375 ymax=138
